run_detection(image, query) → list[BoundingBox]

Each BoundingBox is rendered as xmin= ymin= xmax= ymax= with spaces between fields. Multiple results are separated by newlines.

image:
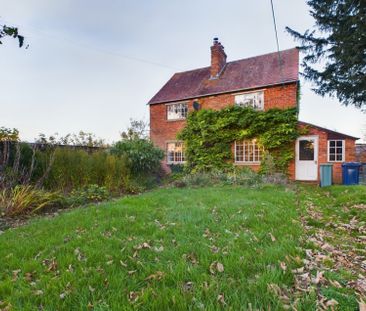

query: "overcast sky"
xmin=1 ymin=0 xmax=365 ymax=143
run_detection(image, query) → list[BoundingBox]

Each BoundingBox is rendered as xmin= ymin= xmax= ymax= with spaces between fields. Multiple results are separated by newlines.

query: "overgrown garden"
xmin=0 ymin=121 xmax=164 ymax=219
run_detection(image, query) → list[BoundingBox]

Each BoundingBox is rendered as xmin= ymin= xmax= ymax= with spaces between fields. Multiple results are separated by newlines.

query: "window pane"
xmin=299 ymin=140 xmax=314 ymax=161
xmin=235 ymin=92 xmax=264 ymax=110
xmin=167 ymin=103 xmax=188 ymax=120
xmin=328 ymin=140 xmax=344 ymax=161
xmin=235 ymin=140 xmax=262 ymax=163
xmin=167 ymin=142 xmax=185 ymax=163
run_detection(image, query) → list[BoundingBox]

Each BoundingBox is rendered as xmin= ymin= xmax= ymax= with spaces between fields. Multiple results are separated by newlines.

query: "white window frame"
xmin=166 ymin=102 xmax=188 ymax=121
xmin=327 ymin=140 xmax=345 ymax=162
xmin=234 ymin=91 xmax=264 ymax=110
xmin=166 ymin=141 xmax=186 ymax=164
xmin=234 ymin=139 xmax=263 ymax=164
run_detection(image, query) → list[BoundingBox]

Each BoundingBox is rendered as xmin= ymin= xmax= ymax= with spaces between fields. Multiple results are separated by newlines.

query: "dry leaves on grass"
xmin=183 ymin=253 xmax=199 ymax=265
xmin=74 ymin=248 xmax=87 ymax=261
xmin=128 ymin=291 xmax=139 ymax=303
xmin=295 ymin=197 xmax=366 ymax=308
xmin=12 ymin=269 xmax=21 ymax=281
xmin=42 ymin=258 xmax=58 ymax=272
xmin=209 ymin=261 xmax=224 ymax=274
xmin=134 ymin=242 xmax=151 ymax=250
xmin=182 ymin=281 xmax=194 ymax=292
xmin=145 ymin=271 xmax=165 ymax=282
xmin=217 ymin=293 xmax=226 ymax=306
xmin=269 ymin=233 xmax=276 ymax=242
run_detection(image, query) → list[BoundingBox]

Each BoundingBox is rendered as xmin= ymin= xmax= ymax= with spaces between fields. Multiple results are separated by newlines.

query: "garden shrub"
xmin=64 ymin=184 xmax=110 ymax=207
xmin=175 ymin=168 xmax=264 ymax=188
xmin=110 ymin=138 xmax=164 ymax=176
xmin=178 ymin=106 xmax=300 ymax=174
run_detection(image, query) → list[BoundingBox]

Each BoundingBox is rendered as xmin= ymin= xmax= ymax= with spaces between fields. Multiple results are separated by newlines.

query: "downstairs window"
xmin=328 ymin=140 xmax=345 ymax=162
xmin=167 ymin=141 xmax=185 ymax=164
xmin=235 ymin=139 xmax=263 ymax=163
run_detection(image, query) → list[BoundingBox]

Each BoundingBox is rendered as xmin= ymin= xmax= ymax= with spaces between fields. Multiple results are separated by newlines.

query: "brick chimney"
xmin=210 ymin=38 xmax=227 ymax=79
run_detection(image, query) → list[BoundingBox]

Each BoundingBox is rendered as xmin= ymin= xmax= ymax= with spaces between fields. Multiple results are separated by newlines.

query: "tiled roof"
xmin=298 ymin=121 xmax=359 ymax=140
xmin=148 ymin=48 xmax=299 ymax=105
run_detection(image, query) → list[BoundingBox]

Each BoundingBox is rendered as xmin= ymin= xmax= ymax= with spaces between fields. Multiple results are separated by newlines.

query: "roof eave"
xmin=298 ymin=121 xmax=359 ymax=140
xmin=147 ymin=79 xmax=299 ymax=105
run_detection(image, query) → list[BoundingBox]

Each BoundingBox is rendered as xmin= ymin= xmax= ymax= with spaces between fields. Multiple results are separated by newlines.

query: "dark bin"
xmin=320 ymin=163 xmax=333 ymax=187
xmin=342 ymin=162 xmax=361 ymax=185
xmin=360 ymin=163 xmax=366 ymax=185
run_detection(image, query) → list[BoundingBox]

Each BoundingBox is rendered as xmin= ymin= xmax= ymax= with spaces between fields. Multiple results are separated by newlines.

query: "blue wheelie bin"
xmin=342 ymin=162 xmax=361 ymax=185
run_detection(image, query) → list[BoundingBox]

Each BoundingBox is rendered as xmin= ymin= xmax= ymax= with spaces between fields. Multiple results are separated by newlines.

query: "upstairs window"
xmin=167 ymin=141 xmax=185 ymax=164
xmin=235 ymin=91 xmax=264 ymax=110
xmin=167 ymin=102 xmax=188 ymax=120
xmin=235 ymin=139 xmax=263 ymax=163
xmin=328 ymin=140 xmax=345 ymax=162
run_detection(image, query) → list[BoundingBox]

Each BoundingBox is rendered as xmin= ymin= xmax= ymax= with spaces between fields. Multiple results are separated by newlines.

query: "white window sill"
xmin=167 ymin=118 xmax=186 ymax=122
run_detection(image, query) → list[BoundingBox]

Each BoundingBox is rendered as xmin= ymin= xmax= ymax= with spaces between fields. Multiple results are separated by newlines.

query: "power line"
xmin=269 ymin=0 xmax=284 ymax=85
xmin=1 ymin=19 xmax=180 ymax=71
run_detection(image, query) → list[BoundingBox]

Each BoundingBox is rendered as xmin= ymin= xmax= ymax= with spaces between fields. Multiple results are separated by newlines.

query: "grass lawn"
xmin=0 ymin=185 xmax=365 ymax=310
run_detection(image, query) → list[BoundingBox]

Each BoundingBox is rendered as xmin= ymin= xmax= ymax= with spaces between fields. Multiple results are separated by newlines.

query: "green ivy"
xmin=177 ymin=106 xmax=300 ymax=173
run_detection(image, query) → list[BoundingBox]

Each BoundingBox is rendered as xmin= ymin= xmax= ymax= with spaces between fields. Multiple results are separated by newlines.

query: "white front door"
xmin=295 ymin=136 xmax=318 ymax=181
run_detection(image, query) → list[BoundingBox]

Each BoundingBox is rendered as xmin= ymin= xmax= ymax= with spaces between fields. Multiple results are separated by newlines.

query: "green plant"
xmin=0 ymin=185 xmax=60 ymax=216
xmin=111 ymin=138 xmax=164 ymax=176
xmin=65 ymin=184 xmax=110 ymax=207
xmin=178 ymin=106 xmax=299 ymax=174
xmin=176 ymin=168 xmax=263 ymax=188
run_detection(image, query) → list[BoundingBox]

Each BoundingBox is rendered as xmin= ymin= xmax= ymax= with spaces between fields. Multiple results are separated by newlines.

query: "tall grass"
xmin=42 ymin=149 xmax=131 ymax=193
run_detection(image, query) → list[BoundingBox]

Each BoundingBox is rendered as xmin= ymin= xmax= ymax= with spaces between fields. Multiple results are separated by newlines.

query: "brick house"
xmin=148 ymin=38 xmax=359 ymax=183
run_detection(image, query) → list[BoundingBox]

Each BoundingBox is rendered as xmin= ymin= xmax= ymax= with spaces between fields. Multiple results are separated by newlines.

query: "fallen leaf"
xmin=326 ymin=299 xmax=338 ymax=307
xmin=33 ymin=290 xmax=43 ymax=296
xmin=74 ymin=248 xmax=86 ymax=261
xmin=145 ymin=271 xmax=165 ymax=281
xmin=134 ymin=242 xmax=151 ymax=250
xmin=154 ymin=246 xmax=164 ymax=252
xmin=120 ymin=260 xmax=128 ymax=267
xmin=269 ymin=233 xmax=276 ymax=242
xmin=280 ymin=262 xmax=287 ymax=272
xmin=209 ymin=261 xmax=224 ymax=274
xmin=184 ymin=253 xmax=199 ymax=265
xmin=217 ymin=293 xmax=226 ymax=305
xmin=12 ymin=269 xmax=21 ymax=281
xmin=182 ymin=281 xmax=194 ymax=292
xmin=128 ymin=291 xmax=139 ymax=303
xmin=312 ymin=271 xmax=325 ymax=285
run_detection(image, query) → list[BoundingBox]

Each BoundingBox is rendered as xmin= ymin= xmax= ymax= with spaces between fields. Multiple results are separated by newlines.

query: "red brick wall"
xmin=150 ymin=82 xmax=298 ymax=167
xmin=288 ymin=124 xmax=357 ymax=184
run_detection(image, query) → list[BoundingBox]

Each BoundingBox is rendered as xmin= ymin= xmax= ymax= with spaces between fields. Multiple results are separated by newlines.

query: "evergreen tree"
xmin=0 ymin=24 xmax=25 ymax=47
xmin=286 ymin=0 xmax=366 ymax=109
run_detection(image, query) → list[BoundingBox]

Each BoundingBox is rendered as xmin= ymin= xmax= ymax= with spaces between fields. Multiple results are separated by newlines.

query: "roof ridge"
xmin=174 ymin=47 xmax=298 ymax=75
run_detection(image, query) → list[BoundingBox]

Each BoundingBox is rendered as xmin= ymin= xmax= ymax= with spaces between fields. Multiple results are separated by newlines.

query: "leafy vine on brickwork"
xmin=177 ymin=106 xmax=300 ymax=173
